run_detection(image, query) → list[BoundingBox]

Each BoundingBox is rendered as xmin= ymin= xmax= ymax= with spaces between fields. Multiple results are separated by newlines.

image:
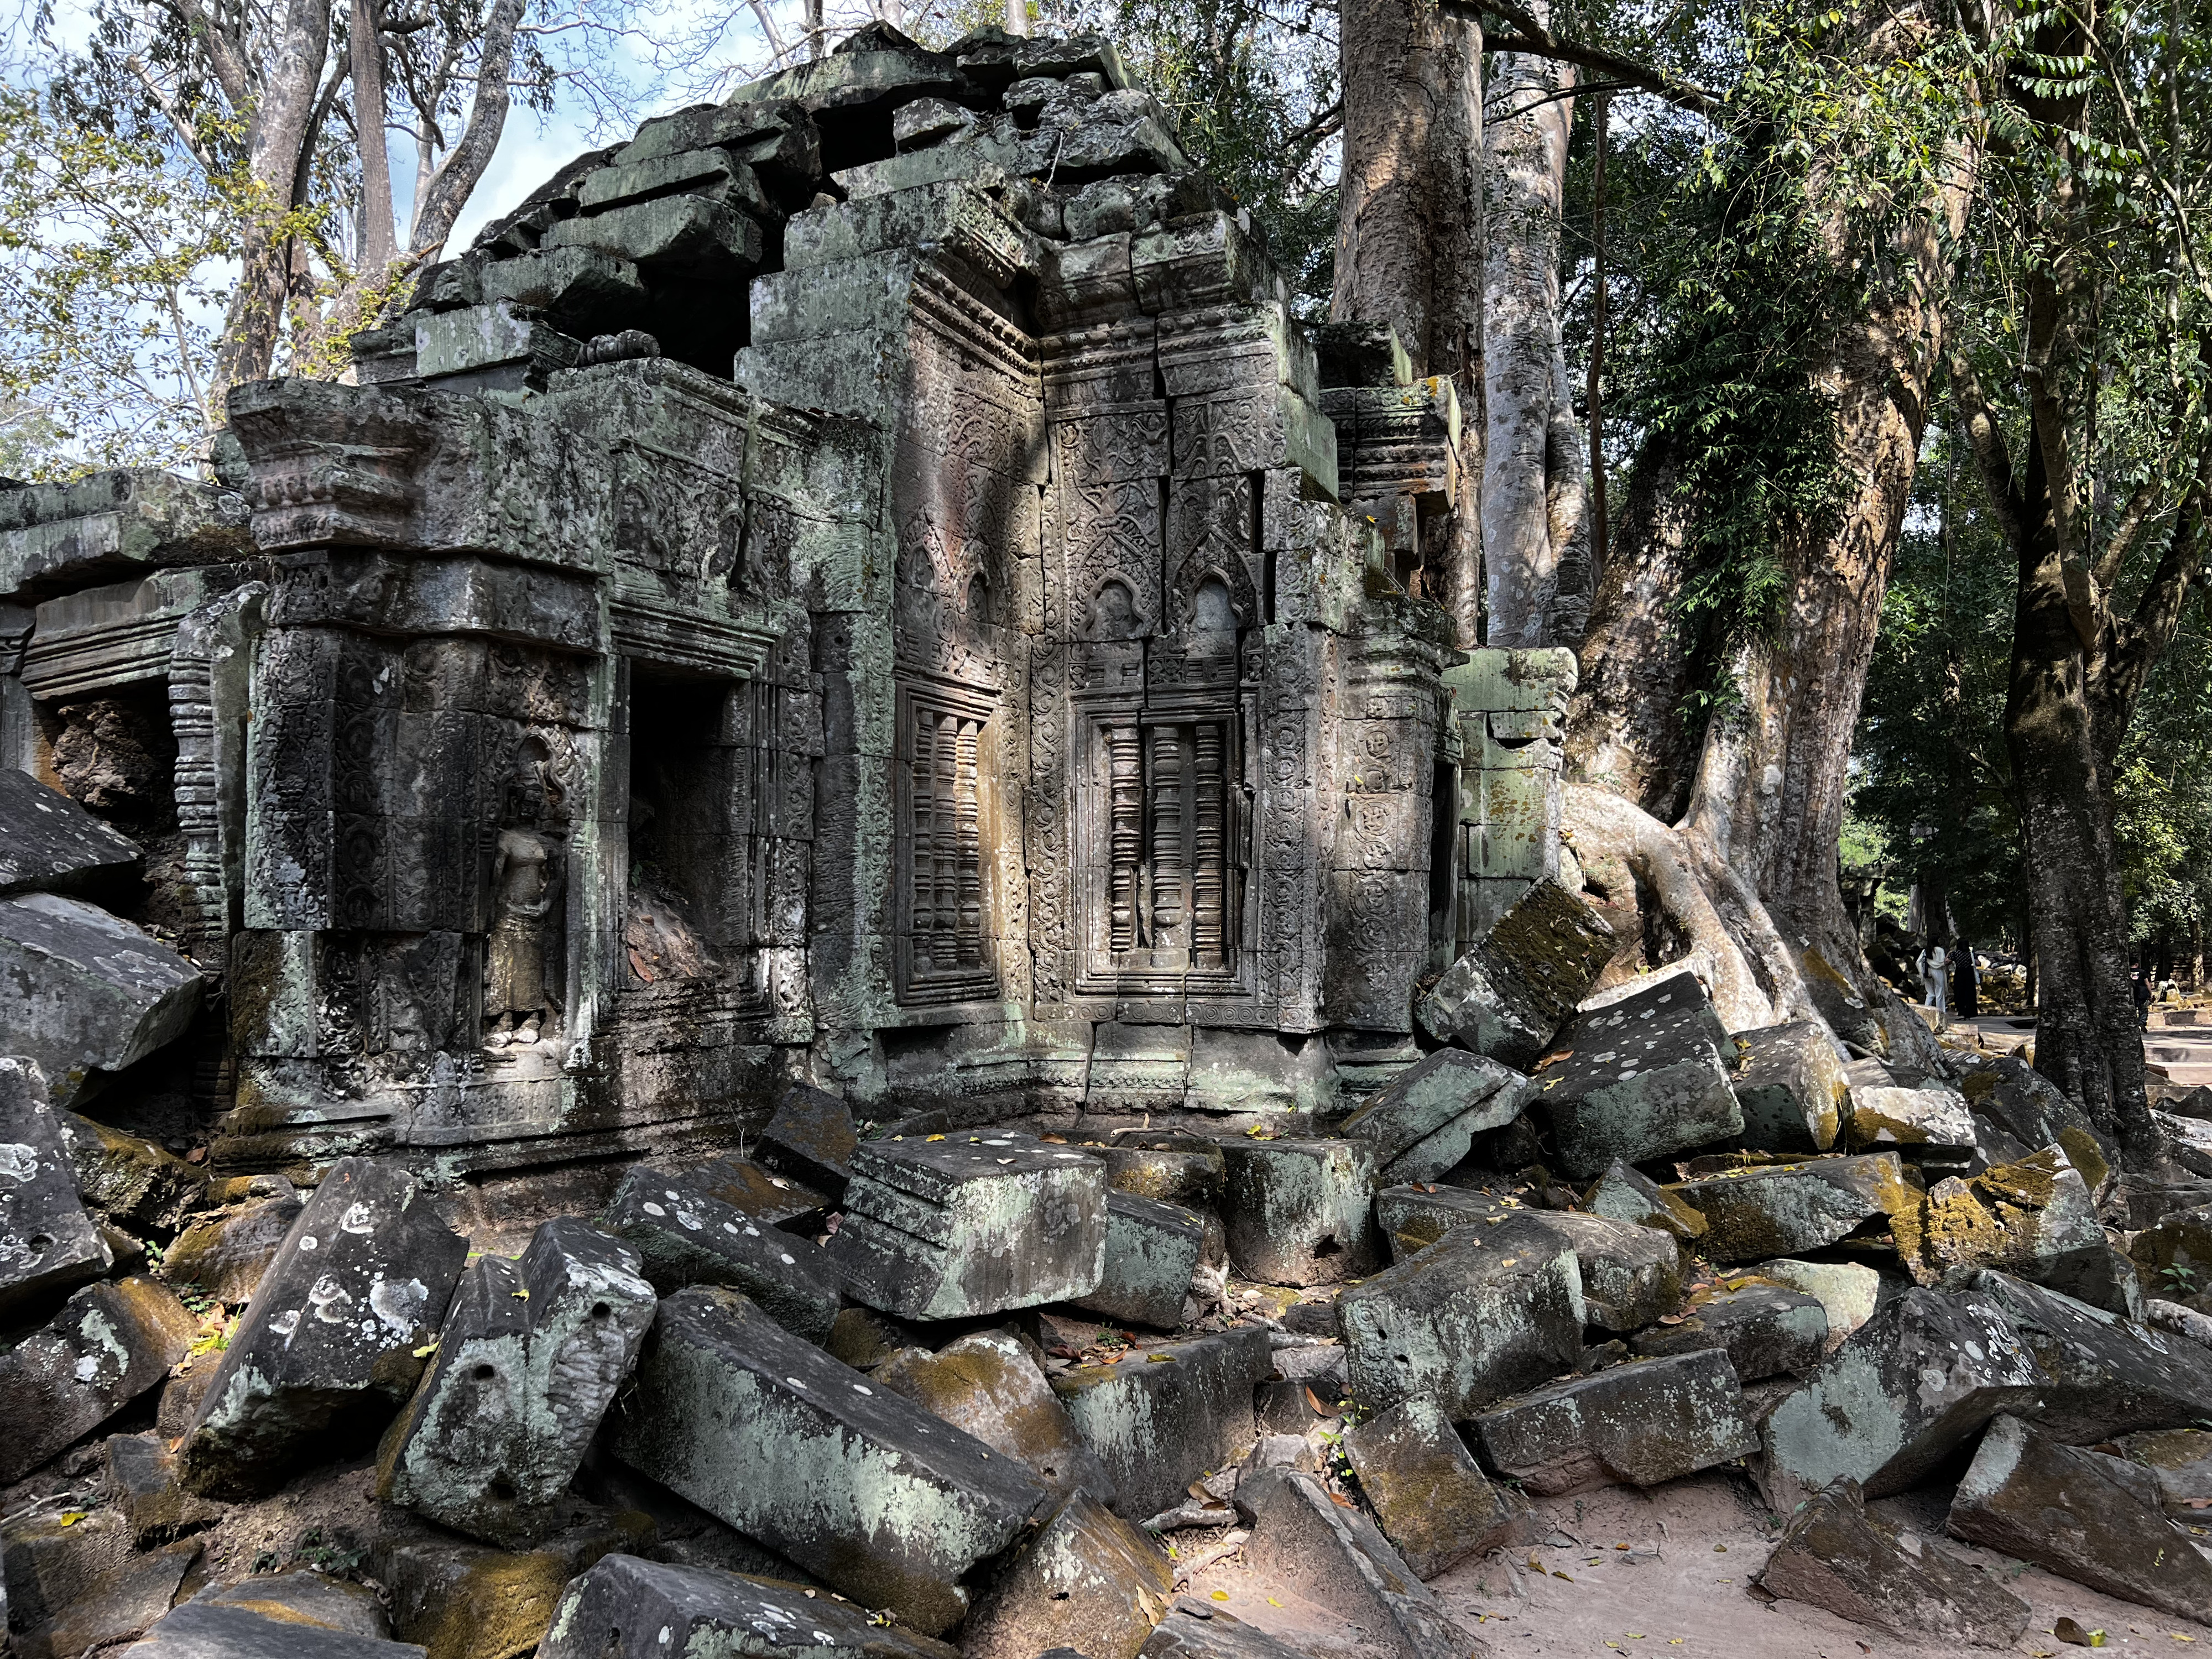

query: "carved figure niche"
xmin=622 ymin=667 xmax=733 ymax=988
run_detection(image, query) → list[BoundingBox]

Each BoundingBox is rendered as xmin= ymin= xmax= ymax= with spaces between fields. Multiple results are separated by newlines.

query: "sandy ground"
xmin=1188 ymin=1472 xmax=2212 ymax=1659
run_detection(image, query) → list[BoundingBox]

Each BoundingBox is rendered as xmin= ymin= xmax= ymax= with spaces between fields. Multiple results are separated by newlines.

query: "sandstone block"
xmin=962 ymin=1491 xmax=1176 ymax=1659
xmin=1848 ymin=1081 xmax=1976 ymax=1150
xmin=760 ymin=1083 xmax=857 ymax=1196
xmin=104 ymin=1431 xmax=223 ymax=1546
xmin=1071 ymin=1190 xmax=1206 ymax=1329
xmin=380 ymin=1510 xmax=654 ymax=1659
xmin=1960 ymin=1055 xmax=2112 ymax=1166
xmin=1729 ymin=1020 xmax=1846 ymax=1153
xmin=3 ymin=1506 xmax=133 ymax=1631
xmin=117 ymin=1599 xmax=427 ymax=1657
xmin=1102 ymin=1131 xmax=1225 ymax=1207
xmin=2112 ymin=1427 xmax=2212 ymax=1514
xmin=1138 ymin=1600 xmax=1313 ymax=1659
xmin=2 ymin=1275 xmax=197 ymax=1481
xmin=1523 ymin=1209 xmax=1681 ymax=1334
xmin=608 ymin=1287 xmax=1046 ymax=1634
xmin=872 ymin=1328 xmax=1117 ymax=1505
xmin=0 ymin=893 xmax=202 ymax=1106
xmin=0 ymin=1054 xmax=110 ymax=1319
xmin=1751 ymin=1258 xmax=1880 ymax=1352
xmin=192 ymin=1571 xmax=395 ymax=1638
xmin=1631 ymin=1281 xmax=1827 ymax=1379
xmin=1338 ymin=1217 xmax=1585 ymax=1418
xmin=1375 ymin=1181 xmax=1511 ymax=1256
xmin=681 ymin=1152 xmax=831 ymax=1228
xmin=13 ymin=1536 xmax=200 ymax=1659
xmin=603 ymin=1166 xmax=841 ymax=1343
xmin=1758 ymin=1478 xmax=2029 ymax=1647
xmin=1243 ymin=1472 xmax=1471 ymax=1659
xmin=1416 ymin=880 xmax=1615 ymax=1068
xmin=1668 ymin=1152 xmax=1911 ymax=1262
xmin=1336 ymin=1051 xmax=1527 ymax=1183
xmin=0 ymin=768 xmax=141 ymax=897
xmin=181 ymin=1157 xmax=468 ymax=1497
xmin=64 ymin=1113 xmax=207 ymax=1229
xmin=1975 ymin=1269 xmax=2212 ymax=1440
xmin=1051 ymin=1324 xmax=1271 ymax=1521
xmin=1343 ymin=1395 xmax=1532 ymax=1578
xmin=540 ymin=1553 xmax=960 ymax=1659
xmin=161 ymin=1187 xmax=304 ymax=1305
xmin=1579 ymin=1159 xmax=1706 ymax=1240
xmin=825 ymin=1131 xmax=1107 ymax=1319
xmin=1219 ymin=1137 xmax=1379 ymax=1286
xmin=1472 ymin=1348 xmax=1759 ymax=1494
xmin=1891 ymin=1146 xmax=2111 ymax=1297
xmin=1532 ymin=978 xmax=1743 ymax=1177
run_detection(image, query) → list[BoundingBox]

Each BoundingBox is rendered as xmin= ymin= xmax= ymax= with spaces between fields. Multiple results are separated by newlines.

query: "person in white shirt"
xmin=1917 ymin=941 xmax=1949 ymax=1024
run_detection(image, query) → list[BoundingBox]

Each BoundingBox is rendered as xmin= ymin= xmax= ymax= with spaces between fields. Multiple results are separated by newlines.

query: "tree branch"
xmin=2091 ymin=478 xmax=2163 ymax=591
xmin=407 ymin=0 xmax=525 ymax=261
xmin=1947 ymin=348 xmax=2031 ymax=550
xmin=1440 ymin=0 xmax=1719 ymax=115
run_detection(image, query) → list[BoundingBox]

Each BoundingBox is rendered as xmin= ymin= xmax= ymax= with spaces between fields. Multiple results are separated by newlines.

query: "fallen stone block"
xmin=760 ymin=1083 xmax=858 ymax=1196
xmin=0 ymin=891 xmax=202 ymax=1107
xmin=1071 ymin=1190 xmax=1206 ymax=1329
xmin=105 ymin=1431 xmax=223 ymax=1546
xmin=63 ymin=1113 xmax=206 ymax=1230
xmin=1890 ymin=1146 xmax=2111 ymax=1298
xmin=1343 ymin=1395 xmax=1532 ymax=1578
xmin=824 ymin=1303 xmax=916 ymax=1370
xmin=2 ymin=1275 xmax=198 ymax=1482
xmin=1975 ymin=1269 xmax=2212 ymax=1441
xmin=3 ymin=1505 xmax=134 ymax=1630
xmin=1579 ymin=1159 xmax=1707 ymax=1241
xmin=1952 ymin=1413 xmax=2212 ymax=1623
xmin=1960 ymin=1055 xmax=2114 ymax=1169
xmin=1751 ymin=1258 xmax=1880 ymax=1352
xmin=1415 ymin=879 xmax=1615 ymax=1069
xmin=1337 ymin=1216 xmax=1585 ymax=1418
xmin=681 ymin=1152 xmax=830 ymax=1228
xmin=1729 ymin=1020 xmax=1847 ymax=1153
xmin=540 ymin=1552 xmax=959 ymax=1659
xmin=378 ymin=1215 xmax=657 ymax=1546
xmin=1631 ymin=1280 xmax=1827 ymax=1380
xmin=1051 ymin=1324 xmax=1272 ymax=1522
xmin=192 ymin=1570 xmax=396 ymax=1639
xmin=1335 ymin=1051 xmax=1528 ymax=1183
xmin=1103 ymin=1130 xmax=1225 ymax=1208
xmin=379 ymin=1508 xmax=654 ymax=1659
xmin=119 ymin=1599 xmax=429 ymax=1657
xmin=181 ymin=1157 xmax=469 ymax=1498
xmin=2112 ymin=1427 xmax=2212 ymax=1515
xmin=1243 ymin=1472 xmax=1472 ymax=1659
xmin=1848 ymin=1079 xmax=1976 ymax=1151
xmin=1472 ymin=1348 xmax=1759 ymax=1494
xmin=1757 ymin=1477 xmax=2029 ymax=1648
xmin=1668 ymin=1152 xmax=1911 ymax=1263
xmin=609 ymin=1286 xmax=1046 ymax=1635
xmin=962 ymin=1491 xmax=1177 ymax=1659
xmin=1760 ymin=1286 xmax=2044 ymax=1507
xmin=1138 ymin=1599 xmax=1314 ymax=1659
xmin=13 ymin=1536 xmax=200 ymax=1659
xmin=825 ymin=1131 xmax=1107 ymax=1319
xmin=1374 ymin=1181 xmax=1510 ymax=1257
xmin=0 ymin=1054 xmax=111 ymax=1319
xmin=872 ymin=1328 xmax=1117 ymax=1505
xmin=1525 ymin=1209 xmax=1681 ymax=1334
xmin=1531 ymin=977 xmax=1743 ymax=1177
xmin=602 ymin=1166 xmax=841 ymax=1343
xmin=2131 ymin=1201 xmax=2212 ymax=1302
xmin=160 ymin=1184 xmax=304 ymax=1305
xmin=1219 ymin=1137 xmax=1380 ymax=1286
xmin=0 ymin=768 xmax=142 ymax=897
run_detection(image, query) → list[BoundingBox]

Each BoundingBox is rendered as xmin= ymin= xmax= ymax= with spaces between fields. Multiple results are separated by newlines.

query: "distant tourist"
xmin=1953 ymin=942 xmax=1979 ymax=1020
xmin=1917 ymin=941 xmax=1949 ymax=1023
xmin=2137 ymin=969 xmax=2154 ymax=1030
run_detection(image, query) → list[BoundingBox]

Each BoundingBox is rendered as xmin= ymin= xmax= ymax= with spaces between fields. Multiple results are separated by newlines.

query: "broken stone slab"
xmin=118 ymin=1599 xmax=429 ymax=1657
xmin=1974 ymin=1268 xmax=2212 ymax=1441
xmin=161 ymin=1185 xmax=305 ymax=1305
xmin=2111 ymin=1426 xmax=2212 ymax=1515
xmin=1960 ymin=1054 xmax=2115 ymax=1170
xmin=760 ymin=1083 xmax=858 ymax=1196
xmin=681 ymin=1152 xmax=831 ymax=1229
xmin=539 ymin=1552 xmax=960 ymax=1659
xmin=378 ymin=1507 xmax=655 ymax=1659
xmin=1374 ymin=1181 xmax=1511 ymax=1256
xmin=0 ymin=1053 xmax=111 ymax=1320
xmin=602 ymin=1166 xmax=841 ymax=1344
xmin=1343 ymin=1395 xmax=1532 ymax=1579
xmin=2 ymin=1275 xmax=199 ymax=1482
xmin=1070 ymin=1190 xmax=1206 ymax=1329
xmin=1759 ymin=1286 xmax=2045 ymax=1509
xmin=13 ymin=1536 xmax=201 ymax=1659
xmin=1138 ymin=1600 xmax=1314 ymax=1659
xmin=0 ymin=768 xmax=142 ymax=898
xmin=192 ymin=1571 xmax=395 ymax=1639
xmin=1751 ymin=1258 xmax=1880 ymax=1353
xmin=1630 ymin=1281 xmax=1827 ymax=1380
xmin=2130 ymin=1202 xmax=2212 ymax=1311
xmin=1848 ymin=1079 xmax=1977 ymax=1151
xmin=1890 ymin=1145 xmax=2112 ymax=1300
xmin=1757 ymin=1477 xmax=2029 ymax=1648
xmin=1524 ymin=1209 xmax=1681 ymax=1334
xmin=1415 ymin=879 xmax=1616 ymax=1070
xmin=1952 ymin=1413 xmax=2212 ymax=1623
xmin=1531 ymin=977 xmax=1744 ymax=1177
xmin=3 ymin=1505 xmax=134 ymax=1630
xmin=1667 ymin=1152 xmax=1912 ymax=1263
xmin=377 ymin=1215 xmax=657 ymax=1547
xmin=1050 ymin=1324 xmax=1272 ymax=1522
xmin=65 ymin=1114 xmax=207 ymax=1230
xmin=1579 ymin=1159 xmax=1707 ymax=1241
xmin=105 ymin=1431 xmax=224 ymax=1546
xmin=871 ymin=1328 xmax=1117 ymax=1505
xmin=1102 ymin=1130 xmax=1225 ymax=1208
xmin=1471 ymin=1348 xmax=1760 ymax=1495
xmin=1337 ymin=1215 xmax=1585 ymax=1419
xmin=609 ymin=1286 xmax=1046 ymax=1635
xmin=181 ymin=1157 xmax=469 ymax=1498
xmin=1218 ymin=1137 xmax=1380 ymax=1286
xmin=1243 ymin=1472 xmax=1473 ymax=1659
xmin=824 ymin=1130 xmax=1107 ymax=1319
xmin=962 ymin=1490 xmax=1177 ymax=1659
xmin=1728 ymin=1020 xmax=1848 ymax=1154
xmin=1335 ymin=1050 xmax=1528 ymax=1183
xmin=0 ymin=893 xmax=203 ymax=1107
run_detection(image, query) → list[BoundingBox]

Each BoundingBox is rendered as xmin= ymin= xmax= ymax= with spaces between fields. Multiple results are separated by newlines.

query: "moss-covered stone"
xmin=871 ymin=1328 xmax=1117 ymax=1505
xmin=541 ymin=1553 xmax=960 ymax=1659
xmin=1050 ymin=1324 xmax=1271 ymax=1522
xmin=1668 ymin=1152 xmax=1911 ymax=1263
xmin=1219 ymin=1136 xmax=1379 ymax=1286
xmin=1343 ymin=1395 xmax=1531 ymax=1578
xmin=1890 ymin=1146 xmax=2110 ymax=1300
xmin=1070 ymin=1190 xmax=1205 ymax=1329
xmin=3 ymin=1274 xmax=197 ymax=1483
xmin=1580 ymin=1157 xmax=1707 ymax=1240
xmin=961 ymin=1491 xmax=1175 ymax=1659
xmin=1532 ymin=977 xmax=1743 ymax=1177
xmin=1472 ymin=1348 xmax=1760 ymax=1495
xmin=1416 ymin=879 xmax=1615 ymax=1069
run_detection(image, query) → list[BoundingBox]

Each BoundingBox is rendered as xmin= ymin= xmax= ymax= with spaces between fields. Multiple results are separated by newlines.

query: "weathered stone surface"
xmin=540 ymin=1553 xmax=960 ymax=1659
xmin=1374 ymin=1181 xmax=1510 ymax=1256
xmin=872 ymin=1328 xmax=1117 ymax=1504
xmin=1848 ymin=1080 xmax=1976 ymax=1151
xmin=1337 ymin=1216 xmax=1585 ymax=1418
xmin=1890 ymin=1145 xmax=2111 ymax=1296
xmin=13 ymin=1536 xmax=200 ymax=1659
xmin=1760 ymin=1287 xmax=2044 ymax=1507
xmin=1138 ymin=1600 xmax=1314 ymax=1659
xmin=1631 ymin=1281 xmax=1827 ymax=1380
xmin=1336 ymin=1051 xmax=1527 ymax=1183
xmin=4 ymin=1505 xmax=134 ymax=1632
xmin=1579 ymin=1158 xmax=1707 ymax=1240
xmin=1244 ymin=1472 xmax=1472 ymax=1659
xmin=1758 ymin=1478 xmax=2029 ymax=1647
xmin=119 ymin=1599 xmax=427 ymax=1657
xmin=1952 ymin=1414 xmax=2212 ymax=1623
xmin=0 ymin=1054 xmax=110 ymax=1319
xmin=603 ymin=1166 xmax=840 ymax=1343
xmin=378 ymin=1215 xmax=656 ymax=1546
xmin=1416 ymin=880 xmax=1615 ymax=1069
xmin=760 ymin=1083 xmax=858 ymax=1195
xmin=1219 ymin=1138 xmax=1380 ymax=1286
xmin=1729 ymin=1020 xmax=1846 ymax=1153
xmin=65 ymin=1113 xmax=207 ymax=1229
xmin=105 ymin=1431 xmax=223 ymax=1546
xmin=1071 ymin=1190 xmax=1206 ymax=1329
xmin=0 ymin=893 xmax=202 ymax=1105
xmin=2 ymin=1275 xmax=197 ymax=1481
xmin=1343 ymin=1395 xmax=1531 ymax=1578
xmin=1531 ymin=978 xmax=1743 ymax=1177
xmin=2112 ymin=1427 xmax=2212 ymax=1514
xmin=194 ymin=1571 xmax=395 ymax=1639
xmin=181 ymin=1157 xmax=469 ymax=1498
xmin=1668 ymin=1153 xmax=1911 ymax=1263
xmin=1974 ymin=1268 xmax=2212 ymax=1441
xmin=1751 ymin=1258 xmax=1880 ymax=1352
xmin=1051 ymin=1324 xmax=1271 ymax=1521
xmin=379 ymin=1511 xmax=654 ymax=1659
xmin=609 ymin=1286 xmax=1046 ymax=1634
xmin=2130 ymin=1201 xmax=2212 ymax=1309
xmin=963 ymin=1490 xmax=1176 ymax=1659
xmin=1523 ymin=1209 xmax=1681 ymax=1334
xmin=0 ymin=768 xmax=142 ymax=897
xmin=1472 ymin=1349 xmax=1759 ymax=1495
xmin=682 ymin=1154 xmax=831 ymax=1228
xmin=161 ymin=1187 xmax=305 ymax=1305
xmin=1960 ymin=1055 xmax=2114 ymax=1167
xmin=1102 ymin=1132 xmax=1225 ymax=1208
xmin=825 ymin=1132 xmax=1107 ymax=1319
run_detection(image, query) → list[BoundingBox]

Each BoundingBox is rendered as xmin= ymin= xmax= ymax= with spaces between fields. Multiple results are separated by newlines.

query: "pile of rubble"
xmin=12 ymin=832 xmax=2212 ymax=1658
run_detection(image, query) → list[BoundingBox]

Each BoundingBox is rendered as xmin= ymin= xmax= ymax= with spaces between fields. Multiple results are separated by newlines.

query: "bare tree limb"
xmin=1439 ymin=0 xmax=1720 ymax=114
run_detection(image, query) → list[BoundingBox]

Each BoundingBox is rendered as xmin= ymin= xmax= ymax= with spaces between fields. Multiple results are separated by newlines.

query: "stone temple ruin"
xmin=8 ymin=24 xmax=2210 ymax=1659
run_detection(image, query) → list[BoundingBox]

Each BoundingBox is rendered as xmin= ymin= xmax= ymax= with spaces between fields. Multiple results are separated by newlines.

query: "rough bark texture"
xmin=350 ymin=0 xmax=396 ymax=280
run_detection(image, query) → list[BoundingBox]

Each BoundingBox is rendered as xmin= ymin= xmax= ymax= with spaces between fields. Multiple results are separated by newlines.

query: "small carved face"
xmin=1190 ymin=576 xmax=1238 ymax=634
xmin=1088 ymin=580 xmax=1141 ymax=639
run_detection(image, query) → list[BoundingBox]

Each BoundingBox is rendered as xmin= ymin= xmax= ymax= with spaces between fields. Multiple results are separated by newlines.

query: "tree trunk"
xmin=406 ymin=0 xmax=527 ymax=260
xmin=351 ymin=0 xmax=396 ymax=279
